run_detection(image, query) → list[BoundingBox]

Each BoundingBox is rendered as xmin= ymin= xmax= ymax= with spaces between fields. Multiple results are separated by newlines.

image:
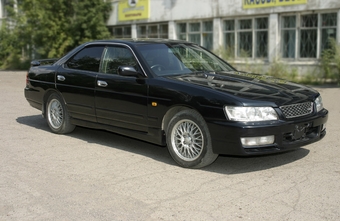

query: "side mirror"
xmin=31 ymin=61 xmax=41 ymax=67
xmin=118 ymin=66 xmax=144 ymax=78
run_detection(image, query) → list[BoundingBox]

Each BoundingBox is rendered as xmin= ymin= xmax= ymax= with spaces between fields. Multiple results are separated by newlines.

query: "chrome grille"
xmin=280 ymin=102 xmax=313 ymax=119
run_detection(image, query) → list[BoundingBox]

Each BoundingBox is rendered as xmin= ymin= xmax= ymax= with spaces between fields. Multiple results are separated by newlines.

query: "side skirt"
xmin=70 ymin=118 xmax=166 ymax=146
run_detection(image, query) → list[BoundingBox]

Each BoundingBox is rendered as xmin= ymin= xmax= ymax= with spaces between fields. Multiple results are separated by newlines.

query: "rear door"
xmin=95 ymin=45 xmax=148 ymax=132
xmin=56 ymin=45 xmax=105 ymax=122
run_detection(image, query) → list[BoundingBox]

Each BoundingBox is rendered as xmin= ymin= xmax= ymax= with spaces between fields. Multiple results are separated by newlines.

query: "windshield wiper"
xmin=191 ymin=70 xmax=217 ymax=77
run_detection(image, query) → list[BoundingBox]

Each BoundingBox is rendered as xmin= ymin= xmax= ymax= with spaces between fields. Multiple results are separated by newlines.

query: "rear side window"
xmin=66 ymin=46 xmax=105 ymax=72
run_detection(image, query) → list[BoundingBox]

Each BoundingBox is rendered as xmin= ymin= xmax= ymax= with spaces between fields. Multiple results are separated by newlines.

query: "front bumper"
xmin=208 ymin=109 xmax=328 ymax=156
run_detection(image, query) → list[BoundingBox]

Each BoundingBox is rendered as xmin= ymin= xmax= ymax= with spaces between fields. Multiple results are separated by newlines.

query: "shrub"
xmin=320 ymin=39 xmax=340 ymax=85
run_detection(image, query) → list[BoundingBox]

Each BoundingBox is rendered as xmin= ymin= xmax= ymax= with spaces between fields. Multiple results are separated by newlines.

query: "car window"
xmin=170 ymin=44 xmax=232 ymax=72
xmin=138 ymin=43 xmax=234 ymax=76
xmin=99 ymin=46 xmax=137 ymax=74
xmin=66 ymin=46 xmax=105 ymax=72
xmin=138 ymin=44 xmax=184 ymax=76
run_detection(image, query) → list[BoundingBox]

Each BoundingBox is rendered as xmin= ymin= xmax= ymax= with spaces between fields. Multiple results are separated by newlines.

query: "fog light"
xmin=322 ymin=123 xmax=327 ymax=131
xmin=241 ymin=135 xmax=275 ymax=147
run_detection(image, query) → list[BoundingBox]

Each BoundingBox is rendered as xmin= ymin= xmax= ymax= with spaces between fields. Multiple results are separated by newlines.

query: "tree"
xmin=0 ymin=0 xmax=112 ymax=69
xmin=0 ymin=24 xmax=22 ymax=69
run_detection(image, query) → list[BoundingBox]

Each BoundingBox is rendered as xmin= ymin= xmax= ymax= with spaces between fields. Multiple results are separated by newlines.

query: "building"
xmin=0 ymin=0 xmax=5 ymax=26
xmin=107 ymin=0 xmax=340 ymax=74
xmin=1 ymin=0 xmax=340 ymax=74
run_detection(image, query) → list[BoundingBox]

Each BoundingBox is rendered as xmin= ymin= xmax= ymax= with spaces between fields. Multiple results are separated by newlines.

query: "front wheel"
xmin=46 ymin=93 xmax=75 ymax=134
xmin=166 ymin=109 xmax=218 ymax=168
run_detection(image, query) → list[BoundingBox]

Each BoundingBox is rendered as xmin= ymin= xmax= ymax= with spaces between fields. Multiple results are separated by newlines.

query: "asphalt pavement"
xmin=1 ymin=71 xmax=339 ymax=220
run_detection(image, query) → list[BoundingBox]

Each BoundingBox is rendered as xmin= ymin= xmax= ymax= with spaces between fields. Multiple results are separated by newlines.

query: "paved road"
xmin=1 ymin=71 xmax=339 ymax=221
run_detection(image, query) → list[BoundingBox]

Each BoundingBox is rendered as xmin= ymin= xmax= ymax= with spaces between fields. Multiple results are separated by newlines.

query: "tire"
xmin=166 ymin=109 xmax=218 ymax=168
xmin=46 ymin=93 xmax=75 ymax=134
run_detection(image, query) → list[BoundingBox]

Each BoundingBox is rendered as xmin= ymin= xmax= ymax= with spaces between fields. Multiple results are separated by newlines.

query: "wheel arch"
xmin=42 ymin=89 xmax=65 ymax=118
xmin=162 ymin=105 xmax=204 ymax=133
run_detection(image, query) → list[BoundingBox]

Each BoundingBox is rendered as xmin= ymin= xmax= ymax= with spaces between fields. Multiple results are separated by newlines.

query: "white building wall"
xmin=107 ymin=0 xmax=340 ymax=74
xmin=168 ymin=20 xmax=176 ymax=39
xmin=0 ymin=0 xmax=3 ymax=26
xmin=108 ymin=0 xmax=340 ymax=25
xmin=213 ymin=18 xmax=222 ymax=51
xmin=268 ymin=14 xmax=279 ymax=63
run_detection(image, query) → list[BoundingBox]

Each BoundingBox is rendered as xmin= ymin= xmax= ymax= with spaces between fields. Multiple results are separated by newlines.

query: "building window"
xmin=321 ymin=13 xmax=337 ymax=51
xmin=138 ymin=25 xmax=147 ymax=38
xmin=255 ymin=17 xmax=268 ymax=58
xmin=148 ymin=25 xmax=158 ymax=38
xmin=238 ymin=19 xmax=253 ymax=57
xmin=300 ymin=14 xmax=318 ymax=58
xmin=282 ymin=16 xmax=296 ymax=58
xmin=189 ymin=22 xmax=201 ymax=45
xmin=112 ymin=26 xmax=131 ymax=38
xmin=177 ymin=23 xmax=187 ymax=40
xmin=159 ymin=24 xmax=168 ymax=38
xmin=223 ymin=17 xmax=268 ymax=59
xmin=137 ymin=23 xmax=168 ymax=38
xmin=176 ymin=21 xmax=213 ymax=50
xmin=223 ymin=20 xmax=235 ymax=57
xmin=281 ymin=12 xmax=338 ymax=59
xmin=203 ymin=21 xmax=213 ymax=50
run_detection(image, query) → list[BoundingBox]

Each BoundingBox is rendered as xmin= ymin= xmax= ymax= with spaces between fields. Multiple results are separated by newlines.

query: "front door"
xmin=95 ymin=45 xmax=148 ymax=132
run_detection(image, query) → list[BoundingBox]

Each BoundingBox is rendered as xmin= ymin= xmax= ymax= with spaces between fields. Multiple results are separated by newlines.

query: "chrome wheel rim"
xmin=47 ymin=98 xmax=63 ymax=129
xmin=170 ymin=119 xmax=204 ymax=161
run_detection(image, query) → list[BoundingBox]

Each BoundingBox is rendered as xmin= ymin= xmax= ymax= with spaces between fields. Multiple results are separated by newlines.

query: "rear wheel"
xmin=46 ymin=93 xmax=75 ymax=134
xmin=166 ymin=109 xmax=218 ymax=168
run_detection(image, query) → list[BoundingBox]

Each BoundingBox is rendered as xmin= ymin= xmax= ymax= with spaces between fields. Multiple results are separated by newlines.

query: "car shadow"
xmin=17 ymin=115 xmax=310 ymax=175
xmin=207 ymin=149 xmax=309 ymax=174
xmin=16 ymin=115 xmax=174 ymax=165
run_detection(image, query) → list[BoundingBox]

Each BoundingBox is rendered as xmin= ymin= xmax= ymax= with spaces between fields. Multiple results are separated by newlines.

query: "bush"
xmin=320 ymin=39 xmax=340 ymax=85
xmin=217 ymin=45 xmax=338 ymax=85
xmin=1 ymin=0 xmax=112 ymax=70
xmin=267 ymin=59 xmax=298 ymax=82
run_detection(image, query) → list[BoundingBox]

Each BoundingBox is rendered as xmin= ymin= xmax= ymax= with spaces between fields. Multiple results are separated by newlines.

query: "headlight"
xmin=315 ymin=95 xmax=324 ymax=112
xmin=225 ymin=106 xmax=278 ymax=122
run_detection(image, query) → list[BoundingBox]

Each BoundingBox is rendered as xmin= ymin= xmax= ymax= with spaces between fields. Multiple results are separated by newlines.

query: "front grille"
xmin=280 ymin=102 xmax=313 ymax=119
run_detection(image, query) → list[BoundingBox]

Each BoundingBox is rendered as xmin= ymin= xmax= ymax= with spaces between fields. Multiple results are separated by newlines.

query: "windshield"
xmin=137 ymin=43 xmax=234 ymax=76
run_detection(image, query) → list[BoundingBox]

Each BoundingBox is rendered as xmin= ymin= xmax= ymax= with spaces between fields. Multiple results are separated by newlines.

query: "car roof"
xmin=54 ymin=38 xmax=197 ymax=67
xmin=87 ymin=38 xmax=193 ymax=46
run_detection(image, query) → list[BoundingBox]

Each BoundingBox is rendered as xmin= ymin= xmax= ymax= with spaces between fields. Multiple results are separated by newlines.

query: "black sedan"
xmin=25 ymin=39 xmax=328 ymax=168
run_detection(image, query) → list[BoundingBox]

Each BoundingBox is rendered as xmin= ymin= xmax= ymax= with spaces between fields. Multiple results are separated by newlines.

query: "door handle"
xmin=57 ymin=75 xmax=65 ymax=81
xmin=97 ymin=80 xmax=108 ymax=87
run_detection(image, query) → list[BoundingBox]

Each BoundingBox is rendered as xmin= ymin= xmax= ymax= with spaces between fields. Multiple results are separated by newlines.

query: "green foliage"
xmin=217 ymin=45 xmax=334 ymax=85
xmin=0 ymin=26 xmax=13 ymax=67
xmin=334 ymin=44 xmax=340 ymax=85
xmin=267 ymin=59 xmax=298 ymax=82
xmin=0 ymin=0 xmax=112 ymax=70
xmin=321 ymin=39 xmax=340 ymax=85
xmin=215 ymin=46 xmax=235 ymax=62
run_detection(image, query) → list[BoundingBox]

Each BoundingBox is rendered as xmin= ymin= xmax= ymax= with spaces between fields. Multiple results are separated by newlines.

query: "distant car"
xmin=25 ymin=39 xmax=328 ymax=168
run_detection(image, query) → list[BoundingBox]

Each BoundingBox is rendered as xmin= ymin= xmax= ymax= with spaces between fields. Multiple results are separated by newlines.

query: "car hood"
xmin=165 ymin=71 xmax=318 ymax=106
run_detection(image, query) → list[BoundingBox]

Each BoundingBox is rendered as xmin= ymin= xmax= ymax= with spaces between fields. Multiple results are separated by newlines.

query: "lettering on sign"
xmin=243 ymin=0 xmax=307 ymax=9
xmin=118 ymin=0 xmax=150 ymax=21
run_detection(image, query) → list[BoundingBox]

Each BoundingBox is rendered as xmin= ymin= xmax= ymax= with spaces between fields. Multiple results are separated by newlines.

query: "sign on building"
xmin=243 ymin=0 xmax=308 ymax=9
xmin=118 ymin=0 xmax=150 ymax=21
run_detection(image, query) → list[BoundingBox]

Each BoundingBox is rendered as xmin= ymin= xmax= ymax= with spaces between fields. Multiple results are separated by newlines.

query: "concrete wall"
xmin=0 ymin=0 xmax=3 ymax=26
xmin=0 ymin=0 xmax=339 ymax=76
xmin=106 ymin=0 xmax=340 ymax=76
xmin=107 ymin=0 xmax=340 ymax=25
